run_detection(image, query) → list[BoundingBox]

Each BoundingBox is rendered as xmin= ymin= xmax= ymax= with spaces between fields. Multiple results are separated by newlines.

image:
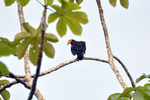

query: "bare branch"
xmin=16 ymin=57 xmax=108 ymax=78
xmin=96 ymin=0 xmax=127 ymax=89
xmin=113 ymin=56 xmax=136 ymax=88
xmin=9 ymin=73 xmax=30 ymax=89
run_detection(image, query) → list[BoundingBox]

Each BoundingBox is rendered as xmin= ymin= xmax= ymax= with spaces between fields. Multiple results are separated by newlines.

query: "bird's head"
xmin=67 ymin=39 xmax=73 ymax=45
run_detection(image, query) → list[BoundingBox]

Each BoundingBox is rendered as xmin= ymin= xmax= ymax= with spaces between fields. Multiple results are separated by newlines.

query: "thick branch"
xmin=96 ymin=0 xmax=127 ymax=89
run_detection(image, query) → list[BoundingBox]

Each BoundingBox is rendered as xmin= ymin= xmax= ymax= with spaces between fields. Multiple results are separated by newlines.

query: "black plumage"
xmin=67 ymin=39 xmax=86 ymax=60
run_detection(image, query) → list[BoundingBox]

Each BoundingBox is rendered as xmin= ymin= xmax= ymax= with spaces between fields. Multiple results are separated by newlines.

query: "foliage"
xmin=0 ymin=37 xmax=18 ymax=57
xmin=108 ymin=74 xmax=150 ymax=100
xmin=14 ymin=23 xmax=58 ymax=65
xmin=48 ymin=1 xmax=88 ymax=37
xmin=109 ymin=0 xmax=129 ymax=9
xmin=0 ymin=80 xmax=10 ymax=100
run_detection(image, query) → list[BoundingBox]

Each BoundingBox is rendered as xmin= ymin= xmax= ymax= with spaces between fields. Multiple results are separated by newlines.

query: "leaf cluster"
xmin=14 ymin=23 xmax=58 ymax=65
xmin=108 ymin=74 xmax=150 ymax=100
xmin=48 ymin=1 xmax=88 ymax=37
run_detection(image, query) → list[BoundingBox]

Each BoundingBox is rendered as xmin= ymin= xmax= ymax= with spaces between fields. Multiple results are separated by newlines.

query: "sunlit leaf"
xmin=56 ymin=17 xmax=67 ymax=37
xmin=46 ymin=0 xmax=54 ymax=6
xmin=45 ymin=33 xmax=58 ymax=42
xmin=66 ymin=11 xmax=88 ymax=24
xmin=1 ymin=90 xmax=10 ymax=100
xmin=0 ymin=80 xmax=9 ymax=86
xmin=16 ymin=38 xmax=32 ymax=59
xmin=48 ymin=13 xmax=60 ymax=23
xmin=23 ymin=23 xmax=36 ymax=35
xmin=76 ymin=0 xmax=83 ymax=5
xmin=18 ymin=0 xmax=30 ymax=7
xmin=14 ymin=32 xmax=31 ymax=41
xmin=43 ymin=42 xmax=55 ymax=58
xmin=120 ymin=0 xmax=129 ymax=9
xmin=0 ymin=62 xmax=9 ymax=75
xmin=108 ymin=93 xmax=120 ymax=100
xmin=4 ymin=0 xmax=15 ymax=6
xmin=63 ymin=2 xmax=81 ymax=11
xmin=65 ymin=17 xmax=82 ymax=36
xmin=109 ymin=0 xmax=117 ymax=7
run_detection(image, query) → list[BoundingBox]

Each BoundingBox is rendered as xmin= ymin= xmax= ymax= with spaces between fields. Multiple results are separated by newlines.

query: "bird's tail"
xmin=77 ymin=53 xmax=84 ymax=60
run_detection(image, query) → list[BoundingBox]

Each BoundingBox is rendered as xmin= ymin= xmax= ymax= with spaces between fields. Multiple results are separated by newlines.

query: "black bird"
xmin=67 ymin=39 xmax=86 ymax=60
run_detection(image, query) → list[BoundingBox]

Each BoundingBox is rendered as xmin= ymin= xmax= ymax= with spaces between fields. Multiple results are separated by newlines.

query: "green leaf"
xmin=22 ymin=23 xmax=36 ymax=35
xmin=56 ymin=17 xmax=67 ymax=37
xmin=45 ymin=33 xmax=58 ymax=42
xmin=0 ymin=80 xmax=9 ymax=86
xmin=16 ymin=38 xmax=32 ymax=59
xmin=132 ymin=91 xmax=144 ymax=100
xmin=46 ymin=0 xmax=54 ymax=6
xmin=76 ymin=0 xmax=83 ymax=5
xmin=0 ymin=37 xmax=15 ymax=56
xmin=1 ymin=90 xmax=10 ymax=100
xmin=120 ymin=87 xmax=134 ymax=98
xmin=48 ymin=13 xmax=60 ymax=23
xmin=18 ymin=0 xmax=30 ymax=7
xmin=66 ymin=11 xmax=88 ymax=24
xmin=51 ymin=5 xmax=61 ymax=11
xmin=0 ymin=43 xmax=15 ymax=56
xmin=29 ymin=40 xmax=39 ymax=65
xmin=65 ymin=17 xmax=82 ymax=36
xmin=14 ymin=32 xmax=31 ymax=41
xmin=108 ymin=93 xmax=120 ymax=100
xmin=63 ymin=2 xmax=81 ymax=11
xmin=0 ymin=62 xmax=9 ymax=75
xmin=136 ymin=74 xmax=150 ymax=83
xmin=4 ymin=0 xmax=15 ymax=6
xmin=109 ymin=0 xmax=117 ymax=7
xmin=120 ymin=0 xmax=129 ymax=9
xmin=43 ymin=42 xmax=55 ymax=58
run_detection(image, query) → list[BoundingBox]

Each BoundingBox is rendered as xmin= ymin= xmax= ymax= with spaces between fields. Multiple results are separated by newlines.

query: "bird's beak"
xmin=67 ymin=39 xmax=72 ymax=45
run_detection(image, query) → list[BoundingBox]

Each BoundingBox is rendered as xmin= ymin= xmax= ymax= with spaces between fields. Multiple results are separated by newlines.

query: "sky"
xmin=0 ymin=0 xmax=150 ymax=100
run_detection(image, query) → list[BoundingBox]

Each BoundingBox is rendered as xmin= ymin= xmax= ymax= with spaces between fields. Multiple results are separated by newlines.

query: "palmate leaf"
xmin=15 ymin=22 xmax=58 ymax=65
xmin=48 ymin=2 xmax=88 ymax=37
